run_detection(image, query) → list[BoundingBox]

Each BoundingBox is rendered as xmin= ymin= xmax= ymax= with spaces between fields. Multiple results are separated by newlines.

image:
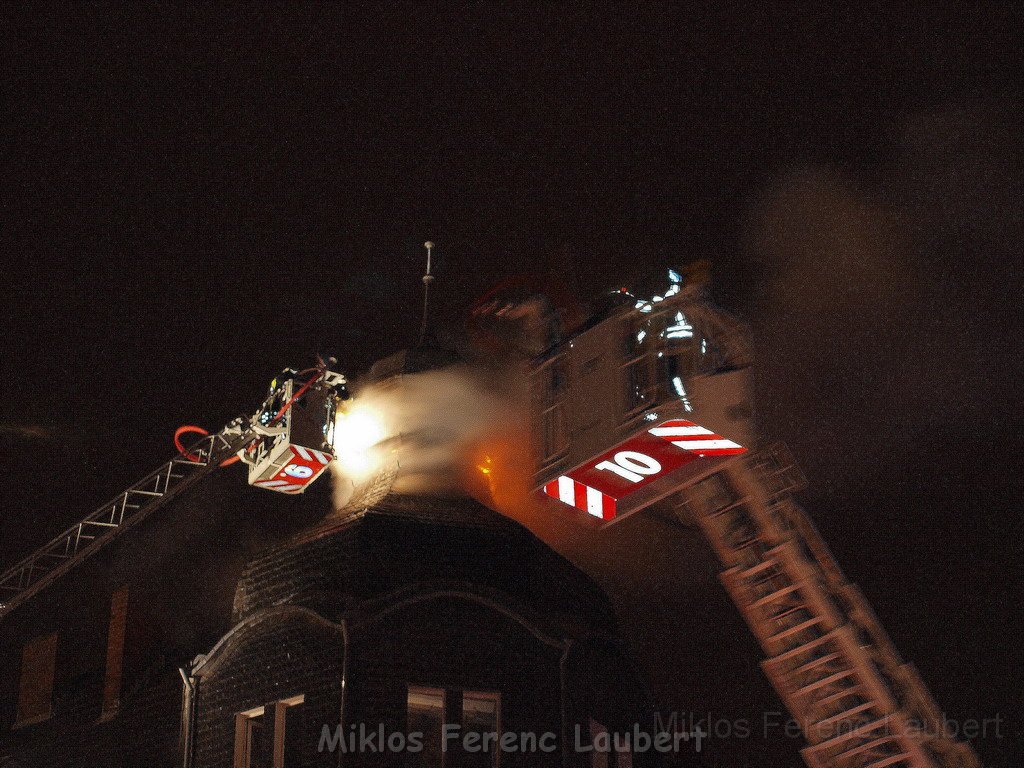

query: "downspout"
xmin=178 ymin=666 xmax=197 ymax=768
xmin=559 ymin=639 xmax=575 ymax=768
xmin=337 ymin=618 xmax=350 ymax=768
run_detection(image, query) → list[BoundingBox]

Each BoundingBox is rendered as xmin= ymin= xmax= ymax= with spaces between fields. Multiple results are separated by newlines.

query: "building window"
xmin=462 ymin=690 xmax=501 ymax=767
xmin=623 ymin=318 xmax=655 ymax=416
xmin=407 ymin=686 xmax=446 ymax=767
xmin=233 ymin=694 xmax=305 ymax=768
xmin=535 ymin=355 xmax=568 ymax=465
xmin=101 ymin=587 xmax=128 ymax=718
xmin=406 ymin=687 xmax=502 ymax=768
xmin=15 ymin=632 xmax=57 ymax=727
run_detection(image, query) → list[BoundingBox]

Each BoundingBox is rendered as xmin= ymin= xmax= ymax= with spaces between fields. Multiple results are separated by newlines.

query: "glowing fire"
xmin=332 ymin=405 xmax=387 ymax=478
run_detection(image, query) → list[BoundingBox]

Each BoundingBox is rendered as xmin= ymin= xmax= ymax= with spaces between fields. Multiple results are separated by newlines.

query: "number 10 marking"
xmin=594 ymin=451 xmax=663 ymax=483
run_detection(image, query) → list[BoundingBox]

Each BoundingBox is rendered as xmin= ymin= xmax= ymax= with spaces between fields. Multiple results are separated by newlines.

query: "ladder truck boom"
xmin=519 ymin=265 xmax=980 ymax=768
xmin=0 ymin=364 xmax=347 ymax=622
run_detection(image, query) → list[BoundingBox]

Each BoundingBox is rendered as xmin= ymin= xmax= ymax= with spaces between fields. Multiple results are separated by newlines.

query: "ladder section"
xmin=0 ymin=429 xmax=253 ymax=621
xmin=671 ymin=445 xmax=980 ymax=768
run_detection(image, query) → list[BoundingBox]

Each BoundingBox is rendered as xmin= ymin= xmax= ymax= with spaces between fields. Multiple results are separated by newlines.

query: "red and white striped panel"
xmin=292 ymin=445 xmax=333 ymax=465
xmin=647 ymin=420 xmax=746 ymax=456
xmin=543 ymin=476 xmax=616 ymax=521
xmin=253 ymin=478 xmax=308 ymax=494
xmin=253 ymin=444 xmax=333 ymax=494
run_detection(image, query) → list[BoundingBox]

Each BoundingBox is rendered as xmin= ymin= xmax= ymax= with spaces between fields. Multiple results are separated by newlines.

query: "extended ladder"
xmin=671 ymin=445 xmax=980 ymax=768
xmin=0 ymin=425 xmax=255 ymax=621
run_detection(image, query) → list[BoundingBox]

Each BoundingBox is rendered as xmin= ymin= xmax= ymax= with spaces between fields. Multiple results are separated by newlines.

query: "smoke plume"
xmin=329 ymin=363 xmax=534 ymax=514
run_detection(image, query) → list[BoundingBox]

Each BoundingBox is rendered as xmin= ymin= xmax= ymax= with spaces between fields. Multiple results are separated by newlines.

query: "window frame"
xmin=232 ymin=693 xmax=305 ymax=768
xmin=534 ymin=355 xmax=569 ymax=467
xmin=406 ymin=685 xmax=447 ymax=768
xmin=621 ymin=316 xmax=657 ymax=420
xmin=461 ymin=689 xmax=502 ymax=768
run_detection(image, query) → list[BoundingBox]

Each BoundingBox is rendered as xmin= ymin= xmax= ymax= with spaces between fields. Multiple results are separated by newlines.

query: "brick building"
xmin=0 ymin=486 xmax=661 ymax=767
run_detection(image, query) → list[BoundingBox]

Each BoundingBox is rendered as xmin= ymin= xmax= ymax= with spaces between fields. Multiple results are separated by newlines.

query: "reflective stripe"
xmin=649 ymin=424 xmax=714 ymax=437
xmin=293 ymin=445 xmax=313 ymax=460
xmin=603 ymin=493 xmax=616 ymax=520
xmin=544 ymin=476 xmax=615 ymax=521
xmin=310 ymin=449 xmax=331 ymax=464
xmin=673 ymin=439 xmax=743 ymax=451
xmin=557 ymin=476 xmax=575 ymax=504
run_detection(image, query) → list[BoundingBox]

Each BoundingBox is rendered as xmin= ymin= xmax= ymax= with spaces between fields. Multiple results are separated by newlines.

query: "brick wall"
xmin=192 ymin=607 xmax=344 ymax=768
xmin=233 ymin=502 xmax=617 ymax=635
xmin=1 ymin=493 xmax=659 ymax=768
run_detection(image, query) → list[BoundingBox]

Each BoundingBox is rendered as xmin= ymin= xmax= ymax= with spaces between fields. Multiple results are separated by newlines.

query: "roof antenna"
xmin=417 ymin=241 xmax=435 ymax=346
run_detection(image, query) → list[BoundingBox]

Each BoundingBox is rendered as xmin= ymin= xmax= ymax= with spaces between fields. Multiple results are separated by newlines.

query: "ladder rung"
xmin=862 ymin=752 xmax=914 ymax=768
xmin=83 ymin=521 xmax=119 ymax=528
xmin=128 ymin=490 xmax=163 ymax=497
xmin=734 ymin=534 xmax=762 ymax=547
xmin=814 ymin=683 xmax=864 ymax=709
xmin=836 ymin=736 xmax=902 ymax=761
xmin=815 ymin=701 xmax=878 ymax=729
xmin=770 ymin=616 xmax=825 ymax=643
xmin=706 ymin=498 xmax=750 ymax=518
xmin=738 ymin=557 xmax=782 ymax=578
xmin=773 ymin=604 xmax=810 ymax=621
xmin=752 ymin=582 xmax=801 ymax=607
xmin=796 ymin=668 xmax=857 ymax=696
xmin=747 ymin=557 xmax=784 ymax=584
xmin=769 ymin=629 xmax=841 ymax=663
xmin=807 ymin=713 xmax=895 ymax=753
xmin=793 ymin=651 xmax=845 ymax=676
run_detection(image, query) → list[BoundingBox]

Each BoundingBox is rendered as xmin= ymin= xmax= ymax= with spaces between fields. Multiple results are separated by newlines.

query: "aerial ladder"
xmin=0 ymin=364 xmax=346 ymax=621
xmin=679 ymin=448 xmax=978 ymax=768
xmin=518 ymin=264 xmax=981 ymax=768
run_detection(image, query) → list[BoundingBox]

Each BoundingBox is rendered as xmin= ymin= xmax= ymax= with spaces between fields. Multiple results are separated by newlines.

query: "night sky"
xmin=1 ymin=4 xmax=1021 ymax=766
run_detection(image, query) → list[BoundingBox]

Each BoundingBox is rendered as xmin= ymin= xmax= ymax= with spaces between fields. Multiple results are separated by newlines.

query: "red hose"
xmin=173 ymin=368 xmax=323 ymax=469
xmin=173 ymin=425 xmax=241 ymax=467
